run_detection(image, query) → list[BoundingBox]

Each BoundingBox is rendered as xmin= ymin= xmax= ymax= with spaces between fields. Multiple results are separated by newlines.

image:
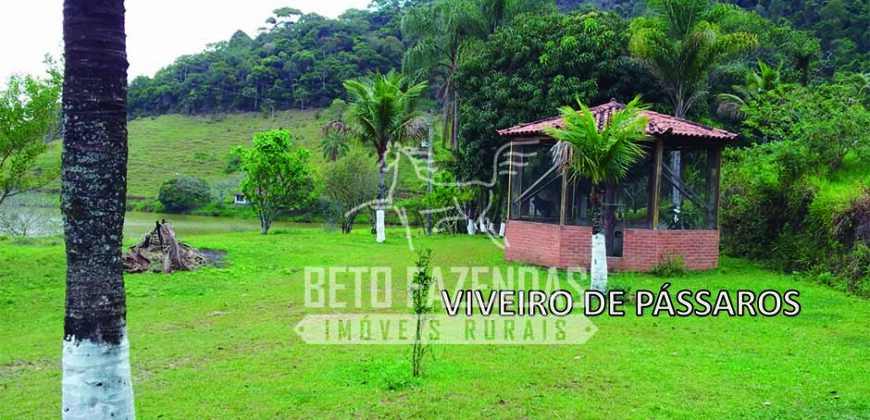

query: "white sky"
xmin=0 ymin=0 xmax=371 ymax=84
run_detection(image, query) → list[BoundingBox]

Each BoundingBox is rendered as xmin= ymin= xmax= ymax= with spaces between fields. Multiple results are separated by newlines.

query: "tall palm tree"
xmin=61 ymin=0 xmax=135 ymax=418
xmin=716 ymin=60 xmax=781 ymax=120
xmin=402 ymin=0 xmax=554 ymax=150
xmin=629 ymin=0 xmax=756 ymax=207
xmin=325 ymin=70 xmax=427 ymax=243
xmin=544 ymin=96 xmax=650 ymax=291
xmin=402 ymin=0 xmax=483 ymax=151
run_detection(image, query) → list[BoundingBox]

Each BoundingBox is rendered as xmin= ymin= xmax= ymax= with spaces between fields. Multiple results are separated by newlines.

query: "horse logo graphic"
xmin=343 ymin=141 xmax=539 ymax=251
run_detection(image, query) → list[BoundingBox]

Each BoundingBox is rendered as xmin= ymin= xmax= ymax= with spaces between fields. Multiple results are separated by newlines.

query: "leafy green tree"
xmin=713 ymin=7 xmax=820 ymax=86
xmin=743 ymin=0 xmax=869 ymax=73
xmin=325 ymin=70 xmax=427 ymax=242
xmin=323 ymin=150 xmax=379 ymax=233
xmin=455 ymin=10 xmax=658 ymax=215
xmin=236 ymin=129 xmax=319 ymax=234
xmin=716 ymin=60 xmax=781 ymax=120
xmin=0 ymin=66 xmax=61 ymax=207
xmin=544 ymin=96 xmax=650 ymax=291
xmin=158 ymin=176 xmax=213 ymax=213
xmin=60 ymin=0 xmax=135 ymax=416
xmin=410 ymin=248 xmax=434 ymax=377
xmin=478 ymin=0 xmax=557 ymax=34
xmin=835 ymin=71 xmax=870 ymax=107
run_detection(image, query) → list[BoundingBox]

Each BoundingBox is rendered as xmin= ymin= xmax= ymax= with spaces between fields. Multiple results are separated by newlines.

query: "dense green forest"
xmin=120 ymin=0 xmax=870 ymax=294
xmin=127 ymin=0 xmax=867 ymax=117
xmin=128 ymin=2 xmax=419 ymax=116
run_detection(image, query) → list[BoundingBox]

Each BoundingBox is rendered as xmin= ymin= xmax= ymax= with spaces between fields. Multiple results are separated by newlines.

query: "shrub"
xmin=650 ymin=255 xmax=688 ymax=278
xmin=127 ymin=199 xmax=164 ymax=214
xmin=721 ymin=81 xmax=870 ymax=296
xmin=322 ymin=150 xmax=378 ymax=233
xmin=158 ymin=176 xmax=212 ymax=213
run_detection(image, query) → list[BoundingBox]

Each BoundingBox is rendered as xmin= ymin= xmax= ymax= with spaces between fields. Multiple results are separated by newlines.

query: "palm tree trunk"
xmin=441 ymin=93 xmax=451 ymax=149
xmin=61 ymin=0 xmax=135 ymax=417
xmin=671 ymin=151 xmax=681 ymax=207
xmin=589 ymin=185 xmax=608 ymax=292
xmin=672 ymin=96 xmax=685 ymax=210
xmin=376 ymin=152 xmax=386 ymax=243
xmin=452 ymin=89 xmax=460 ymax=150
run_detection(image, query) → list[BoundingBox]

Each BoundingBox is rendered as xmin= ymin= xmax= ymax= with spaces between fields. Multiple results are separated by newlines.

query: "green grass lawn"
xmin=1 ymin=228 xmax=868 ymax=418
xmin=36 ymin=110 xmax=431 ymax=199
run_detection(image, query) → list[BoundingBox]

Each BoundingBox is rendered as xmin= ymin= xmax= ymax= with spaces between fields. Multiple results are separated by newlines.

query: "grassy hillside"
xmin=38 ymin=109 xmax=432 ymax=199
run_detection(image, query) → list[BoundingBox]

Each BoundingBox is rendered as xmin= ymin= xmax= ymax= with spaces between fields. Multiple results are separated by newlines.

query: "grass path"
xmin=0 ymin=228 xmax=867 ymax=418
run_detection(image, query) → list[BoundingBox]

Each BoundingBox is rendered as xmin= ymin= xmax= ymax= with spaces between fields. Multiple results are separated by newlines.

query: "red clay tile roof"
xmin=497 ymin=99 xmax=737 ymax=141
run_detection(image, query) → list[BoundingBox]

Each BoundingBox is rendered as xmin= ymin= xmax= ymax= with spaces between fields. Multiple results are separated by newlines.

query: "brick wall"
xmin=505 ymin=220 xmax=719 ymax=272
xmin=504 ymin=221 xmax=562 ymax=267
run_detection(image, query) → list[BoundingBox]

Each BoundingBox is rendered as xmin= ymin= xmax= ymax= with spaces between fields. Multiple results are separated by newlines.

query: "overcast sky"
xmin=0 ymin=0 xmax=371 ymax=84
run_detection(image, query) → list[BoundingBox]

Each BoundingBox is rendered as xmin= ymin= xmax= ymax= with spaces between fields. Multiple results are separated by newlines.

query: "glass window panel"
xmin=658 ymin=149 xmax=714 ymax=230
xmin=509 ymin=143 xmax=562 ymax=224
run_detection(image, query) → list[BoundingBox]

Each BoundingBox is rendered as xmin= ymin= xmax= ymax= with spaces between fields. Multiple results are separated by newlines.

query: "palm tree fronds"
xmin=544 ymin=96 xmax=650 ymax=186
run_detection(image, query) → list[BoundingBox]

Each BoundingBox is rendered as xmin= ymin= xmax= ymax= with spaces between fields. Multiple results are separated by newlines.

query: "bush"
xmin=650 ymin=255 xmax=688 ymax=278
xmin=720 ymin=81 xmax=870 ymax=296
xmin=127 ymin=199 xmax=164 ymax=213
xmin=158 ymin=176 xmax=212 ymax=213
xmin=322 ymin=150 xmax=378 ymax=233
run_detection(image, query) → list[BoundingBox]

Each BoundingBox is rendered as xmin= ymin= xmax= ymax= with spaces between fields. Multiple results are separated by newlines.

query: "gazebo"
xmin=498 ymin=99 xmax=737 ymax=271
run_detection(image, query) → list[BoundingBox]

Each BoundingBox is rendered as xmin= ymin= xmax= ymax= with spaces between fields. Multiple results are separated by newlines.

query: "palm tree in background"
xmin=630 ymin=0 xmax=758 ymax=118
xmin=716 ymin=60 xmax=782 ymax=120
xmin=401 ymin=0 xmax=554 ymax=150
xmin=402 ymin=0 xmax=483 ymax=151
xmin=320 ymin=131 xmax=349 ymax=162
xmin=61 ymin=0 xmax=135 ymax=418
xmin=629 ymin=0 xmax=756 ymax=207
xmin=545 ymin=96 xmax=650 ymax=291
xmin=324 ymin=70 xmax=427 ymax=243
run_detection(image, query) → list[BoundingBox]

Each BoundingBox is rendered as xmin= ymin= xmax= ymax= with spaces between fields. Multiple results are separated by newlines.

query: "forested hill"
xmin=128 ymin=0 xmax=869 ymax=118
xmin=127 ymin=4 xmax=415 ymax=117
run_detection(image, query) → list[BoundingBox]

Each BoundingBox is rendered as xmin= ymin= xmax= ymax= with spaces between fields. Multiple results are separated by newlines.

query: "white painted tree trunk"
xmin=498 ymin=222 xmax=506 ymax=237
xmin=467 ymin=218 xmax=476 ymax=235
xmin=62 ymin=333 xmax=135 ymax=419
xmin=376 ymin=209 xmax=386 ymax=243
xmin=671 ymin=151 xmax=681 ymax=207
xmin=590 ymin=233 xmax=608 ymax=292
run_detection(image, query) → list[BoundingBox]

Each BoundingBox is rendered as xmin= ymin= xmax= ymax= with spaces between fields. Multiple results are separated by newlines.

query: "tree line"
xmin=125 ymin=0 xmax=868 ymax=119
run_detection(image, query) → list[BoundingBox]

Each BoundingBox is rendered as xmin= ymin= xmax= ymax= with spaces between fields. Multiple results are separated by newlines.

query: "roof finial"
xmin=610 ymin=97 xmax=617 ymax=103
